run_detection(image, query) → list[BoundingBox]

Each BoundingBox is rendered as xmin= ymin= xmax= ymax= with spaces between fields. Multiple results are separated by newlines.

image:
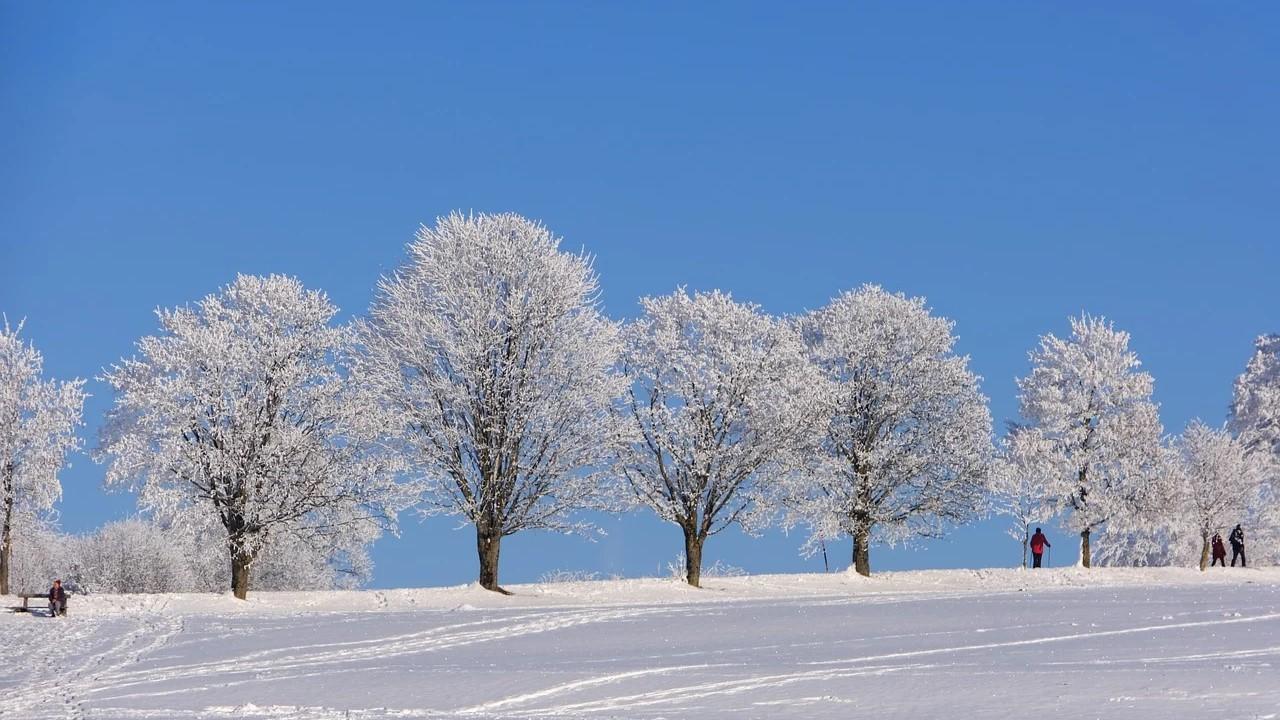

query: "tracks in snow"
xmin=6 ymin=585 xmax=1280 ymax=719
xmin=0 ymin=597 xmax=184 ymax=719
xmin=86 ymin=605 xmax=673 ymax=705
xmin=450 ymin=609 xmax=1280 ymax=717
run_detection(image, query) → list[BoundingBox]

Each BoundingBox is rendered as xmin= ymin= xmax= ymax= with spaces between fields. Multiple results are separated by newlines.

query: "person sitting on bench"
xmin=48 ymin=579 xmax=67 ymax=617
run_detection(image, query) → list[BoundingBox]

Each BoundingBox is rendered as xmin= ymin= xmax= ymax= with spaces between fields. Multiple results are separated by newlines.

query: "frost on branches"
xmin=1231 ymin=334 xmax=1280 ymax=460
xmin=0 ymin=319 xmax=86 ymax=595
xmin=3 ymin=515 xmax=72 ymax=595
xmin=1016 ymin=315 xmax=1163 ymax=568
xmin=1168 ymin=422 xmax=1269 ymax=570
xmin=992 ymin=427 xmax=1056 ymax=568
xmin=98 ymin=275 xmax=415 ymax=600
xmin=73 ymin=519 xmax=196 ymax=594
xmin=357 ymin=213 xmax=624 ymax=593
xmin=612 ymin=289 xmax=821 ymax=587
xmin=779 ymin=286 xmax=993 ymax=577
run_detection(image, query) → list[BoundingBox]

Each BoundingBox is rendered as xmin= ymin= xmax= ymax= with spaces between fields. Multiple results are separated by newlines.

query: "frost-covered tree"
xmin=98 ymin=275 xmax=414 ymax=600
xmin=991 ymin=426 xmax=1056 ymax=568
xmin=357 ymin=212 xmax=624 ymax=593
xmin=1229 ymin=335 xmax=1280 ymax=564
xmin=613 ymin=289 xmax=820 ymax=587
xmin=74 ymin=519 xmax=196 ymax=594
xmin=3 ymin=515 xmax=74 ymax=595
xmin=1169 ymin=422 xmax=1269 ymax=570
xmin=0 ymin=319 xmax=86 ymax=595
xmin=1231 ymin=334 xmax=1280 ymax=459
xmin=1088 ymin=443 xmax=1185 ymax=568
xmin=779 ymin=286 xmax=992 ymax=576
xmin=132 ymin=502 xmax=374 ymax=592
xmin=1016 ymin=315 xmax=1164 ymax=568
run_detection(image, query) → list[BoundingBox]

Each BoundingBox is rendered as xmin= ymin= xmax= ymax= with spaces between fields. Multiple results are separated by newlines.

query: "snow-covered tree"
xmin=991 ymin=426 xmax=1056 ymax=568
xmin=779 ymin=286 xmax=993 ymax=576
xmin=357 ymin=212 xmax=624 ymax=593
xmin=1231 ymin=334 xmax=1280 ymax=460
xmin=0 ymin=319 xmax=86 ymax=595
xmin=1016 ymin=315 xmax=1164 ymax=568
xmin=613 ymin=289 xmax=821 ymax=587
xmin=98 ymin=275 xmax=415 ymax=599
xmin=3 ymin=514 xmax=74 ymax=595
xmin=133 ymin=501 xmax=374 ymax=592
xmin=1088 ymin=443 xmax=1186 ymax=568
xmin=73 ymin=519 xmax=196 ymax=594
xmin=1169 ymin=422 xmax=1269 ymax=570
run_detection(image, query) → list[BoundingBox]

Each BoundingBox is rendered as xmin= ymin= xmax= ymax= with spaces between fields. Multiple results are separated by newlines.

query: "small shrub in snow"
xmin=665 ymin=554 xmax=747 ymax=581
xmin=537 ymin=569 xmax=601 ymax=584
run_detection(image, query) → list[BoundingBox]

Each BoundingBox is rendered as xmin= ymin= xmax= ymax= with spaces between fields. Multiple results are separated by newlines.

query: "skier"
xmin=48 ymin=579 xmax=67 ymax=617
xmin=1211 ymin=533 xmax=1227 ymax=567
xmin=1229 ymin=524 xmax=1246 ymax=567
xmin=1030 ymin=527 xmax=1051 ymax=568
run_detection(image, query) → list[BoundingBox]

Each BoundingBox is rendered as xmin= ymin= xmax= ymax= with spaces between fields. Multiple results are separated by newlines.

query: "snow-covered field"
xmin=3 ymin=568 xmax=1279 ymax=719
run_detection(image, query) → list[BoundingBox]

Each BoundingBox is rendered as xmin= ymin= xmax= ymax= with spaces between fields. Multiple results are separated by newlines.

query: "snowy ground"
xmin=3 ymin=568 xmax=1280 ymax=720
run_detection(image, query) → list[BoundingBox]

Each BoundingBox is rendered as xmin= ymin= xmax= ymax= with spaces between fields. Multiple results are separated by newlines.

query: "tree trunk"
xmin=230 ymin=544 xmax=255 ymax=600
xmin=477 ymin=529 xmax=510 ymax=594
xmin=852 ymin=518 xmax=872 ymax=577
xmin=683 ymin=526 xmax=704 ymax=588
xmin=1021 ymin=529 xmax=1029 ymax=570
xmin=1079 ymin=528 xmax=1091 ymax=568
xmin=0 ymin=494 xmax=11 ymax=596
xmin=1199 ymin=533 xmax=1210 ymax=572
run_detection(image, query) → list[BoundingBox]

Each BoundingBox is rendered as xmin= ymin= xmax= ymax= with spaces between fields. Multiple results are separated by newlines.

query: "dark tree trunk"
xmin=1 ymin=465 xmax=12 ymax=596
xmin=1076 ymin=468 xmax=1091 ymax=569
xmin=230 ymin=544 xmax=255 ymax=600
xmin=1199 ymin=533 xmax=1210 ymax=572
xmin=1021 ymin=528 xmax=1029 ymax=569
xmin=0 ymin=493 xmax=11 ymax=596
xmin=477 ymin=529 xmax=510 ymax=594
xmin=222 ymin=501 xmax=255 ymax=600
xmin=683 ymin=526 xmax=704 ymax=588
xmin=852 ymin=517 xmax=872 ymax=577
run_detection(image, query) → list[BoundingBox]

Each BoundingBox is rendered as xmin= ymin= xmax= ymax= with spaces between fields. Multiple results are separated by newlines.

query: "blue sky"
xmin=2 ymin=3 xmax=1277 ymax=587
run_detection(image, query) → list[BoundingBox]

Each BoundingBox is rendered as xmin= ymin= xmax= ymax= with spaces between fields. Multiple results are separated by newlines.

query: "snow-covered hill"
xmin=3 ymin=568 xmax=1279 ymax=719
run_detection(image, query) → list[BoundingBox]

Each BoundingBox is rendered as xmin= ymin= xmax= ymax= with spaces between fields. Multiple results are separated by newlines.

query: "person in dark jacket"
xmin=1030 ymin=527 xmax=1051 ymax=568
xmin=48 ymin=579 xmax=67 ymax=617
xmin=1211 ymin=533 xmax=1227 ymax=567
xmin=1229 ymin=524 xmax=1246 ymax=567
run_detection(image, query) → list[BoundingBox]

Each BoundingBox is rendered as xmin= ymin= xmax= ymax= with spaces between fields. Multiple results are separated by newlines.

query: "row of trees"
xmin=3 ymin=213 xmax=1277 ymax=597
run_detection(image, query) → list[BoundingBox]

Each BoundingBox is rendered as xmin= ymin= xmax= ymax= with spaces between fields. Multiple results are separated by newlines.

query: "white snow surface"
xmin=3 ymin=568 xmax=1280 ymax=719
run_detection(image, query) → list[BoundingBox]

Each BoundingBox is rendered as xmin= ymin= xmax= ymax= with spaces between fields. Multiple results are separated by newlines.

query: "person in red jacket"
xmin=1030 ymin=528 xmax=1051 ymax=568
xmin=1211 ymin=533 xmax=1227 ymax=567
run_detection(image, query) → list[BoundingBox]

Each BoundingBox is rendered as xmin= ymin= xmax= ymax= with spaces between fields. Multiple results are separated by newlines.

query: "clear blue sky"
xmin=3 ymin=3 xmax=1277 ymax=587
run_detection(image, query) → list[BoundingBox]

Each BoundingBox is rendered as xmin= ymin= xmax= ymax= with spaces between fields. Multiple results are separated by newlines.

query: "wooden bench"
xmin=7 ymin=594 xmax=65 ymax=615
